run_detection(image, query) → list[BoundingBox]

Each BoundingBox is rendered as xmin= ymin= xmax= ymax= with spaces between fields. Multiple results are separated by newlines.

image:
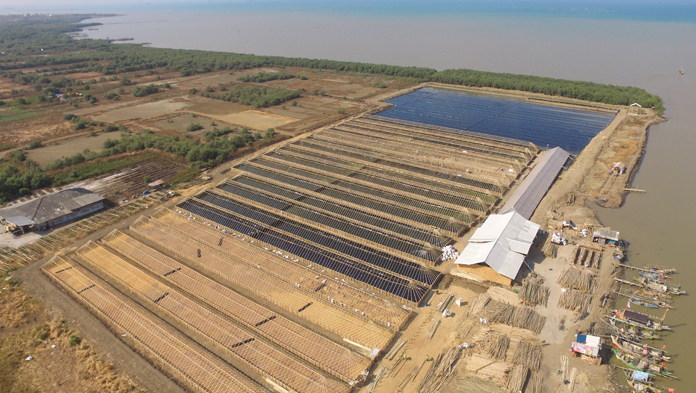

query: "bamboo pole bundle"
xmin=397 ymin=363 xmax=423 ymax=392
xmin=557 ymin=289 xmax=593 ymax=313
xmin=468 ymin=294 xmax=491 ymax=317
xmin=488 ymin=287 xmax=522 ymax=306
xmin=465 ymin=354 xmax=511 ymax=386
xmin=457 ymin=376 xmax=505 ymax=393
xmin=505 ymin=365 xmax=528 ymax=393
xmin=557 ymin=268 xmax=595 ymax=293
xmin=488 ymin=303 xmax=547 ymax=334
xmin=459 ymin=318 xmax=477 ymax=340
xmin=528 ymin=375 xmax=544 ymax=393
xmin=512 ymin=340 xmax=542 ymax=372
xmin=426 ymin=319 xmax=441 ymax=340
xmin=438 ymin=293 xmax=456 ymax=312
xmin=486 ymin=334 xmax=510 ymax=360
xmin=364 ymin=366 xmax=387 ymax=393
xmin=519 ymin=277 xmax=550 ymax=307
xmin=567 ymin=367 xmax=577 ymax=391
xmin=385 ymin=339 xmax=406 ymax=361
xmin=418 ymin=346 xmax=463 ymax=393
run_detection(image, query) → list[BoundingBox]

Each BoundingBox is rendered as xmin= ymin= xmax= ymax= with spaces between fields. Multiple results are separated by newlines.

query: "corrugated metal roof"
xmin=0 ymin=188 xmax=104 ymax=225
xmin=5 ymin=216 xmax=36 ymax=226
xmin=593 ymin=228 xmax=620 ymax=241
xmin=455 ymin=211 xmax=540 ymax=280
xmin=501 ymin=147 xmax=570 ymax=219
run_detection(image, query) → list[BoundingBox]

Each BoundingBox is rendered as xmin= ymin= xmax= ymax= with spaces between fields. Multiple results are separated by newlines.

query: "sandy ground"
xmin=8 ymin=198 xmax=188 ymax=393
xmin=210 ymin=109 xmax=299 ymax=130
xmin=26 ymin=133 xmax=117 ymax=166
xmin=0 ymin=279 xmax=147 ymax=393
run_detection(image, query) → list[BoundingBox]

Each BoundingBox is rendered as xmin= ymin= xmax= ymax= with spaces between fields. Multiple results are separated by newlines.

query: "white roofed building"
xmin=454 ymin=211 xmax=540 ymax=285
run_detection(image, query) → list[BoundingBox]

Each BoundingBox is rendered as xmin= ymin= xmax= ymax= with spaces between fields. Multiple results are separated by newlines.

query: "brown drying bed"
xmin=130 ymin=215 xmax=395 ymax=351
xmin=76 ymin=242 xmax=349 ymax=393
xmin=42 ymin=256 xmax=267 ymax=393
xmin=102 ymin=230 xmax=371 ymax=383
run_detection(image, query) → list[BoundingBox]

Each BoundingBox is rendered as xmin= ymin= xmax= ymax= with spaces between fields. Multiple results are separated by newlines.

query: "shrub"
xmin=188 ymin=88 xmax=197 ymax=95
xmin=63 ymin=113 xmax=76 ymax=121
xmin=132 ymin=84 xmax=160 ymax=97
xmin=143 ymin=175 xmax=151 ymax=183
xmin=11 ymin=150 xmax=26 ymax=161
xmin=69 ymin=335 xmax=81 ymax=346
xmin=27 ymin=140 xmax=43 ymax=149
xmin=186 ymin=123 xmax=203 ymax=132
xmin=103 ymin=124 xmax=119 ymax=132
xmin=104 ymin=92 xmax=117 ymax=100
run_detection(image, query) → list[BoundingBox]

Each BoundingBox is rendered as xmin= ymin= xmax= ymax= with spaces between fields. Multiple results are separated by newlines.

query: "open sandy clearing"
xmin=26 ymin=133 xmax=117 ymax=166
xmin=194 ymin=109 xmax=299 ymax=130
xmin=92 ymin=99 xmax=190 ymax=122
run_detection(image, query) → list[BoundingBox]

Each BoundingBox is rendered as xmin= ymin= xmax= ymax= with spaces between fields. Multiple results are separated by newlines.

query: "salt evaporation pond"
xmin=377 ymin=87 xmax=616 ymax=154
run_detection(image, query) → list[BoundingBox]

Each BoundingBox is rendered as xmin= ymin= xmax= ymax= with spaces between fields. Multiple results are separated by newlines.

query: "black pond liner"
xmin=217 ymin=182 xmax=445 ymax=256
xmin=230 ymin=177 xmax=445 ymax=246
xmin=237 ymin=164 xmax=469 ymax=231
xmin=178 ymin=199 xmax=432 ymax=304
xmin=194 ymin=191 xmax=440 ymax=285
xmin=378 ymin=87 xmax=616 ymax=155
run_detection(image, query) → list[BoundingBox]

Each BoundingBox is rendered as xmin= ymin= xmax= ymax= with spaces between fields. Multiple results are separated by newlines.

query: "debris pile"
xmin=440 ymin=245 xmax=459 ymax=261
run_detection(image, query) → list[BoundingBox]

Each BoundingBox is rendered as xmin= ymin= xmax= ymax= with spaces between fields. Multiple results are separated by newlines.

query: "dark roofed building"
xmin=0 ymin=188 xmax=105 ymax=230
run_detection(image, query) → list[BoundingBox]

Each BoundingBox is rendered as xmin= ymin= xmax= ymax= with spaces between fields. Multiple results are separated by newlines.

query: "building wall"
xmin=455 ymin=264 xmax=512 ymax=286
xmin=44 ymin=201 xmax=104 ymax=228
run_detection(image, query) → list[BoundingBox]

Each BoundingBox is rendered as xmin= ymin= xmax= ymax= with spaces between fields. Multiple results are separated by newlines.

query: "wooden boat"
xmin=612 ymin=335 xmax=670 ymax=363
xmin=630 ymin=298 xmax=658 ymax=309
xmin=609 ymin=309 xmax=670 ymax=332
xmin=612 ymin=349 xmax=673 ymax=378
xmin=642 ymin=280 xmax=686 ymax=296
xmin=643 ymin=266 xmax=676 ymax=275
xmin=630 ymin=380 xmax=666 ymax=393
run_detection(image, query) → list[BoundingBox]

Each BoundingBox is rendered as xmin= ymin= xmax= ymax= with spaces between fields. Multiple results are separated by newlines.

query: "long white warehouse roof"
xmin=500 ymin=147 xmax=570 ymax=219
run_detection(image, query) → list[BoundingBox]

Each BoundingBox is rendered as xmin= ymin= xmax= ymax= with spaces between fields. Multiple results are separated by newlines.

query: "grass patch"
xmin=0 ymin=112 xmax=36 ymax=122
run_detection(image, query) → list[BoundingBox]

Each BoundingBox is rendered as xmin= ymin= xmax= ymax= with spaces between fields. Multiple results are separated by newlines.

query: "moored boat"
xmin=612 ymin=349 xmax=673 ymax=378
xmin=611 ymin=335 xmax=670 ymax=363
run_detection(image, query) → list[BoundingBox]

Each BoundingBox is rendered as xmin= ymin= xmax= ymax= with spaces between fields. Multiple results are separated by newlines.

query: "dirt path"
xmin=10 ymin=199 xmax=186 ymax=393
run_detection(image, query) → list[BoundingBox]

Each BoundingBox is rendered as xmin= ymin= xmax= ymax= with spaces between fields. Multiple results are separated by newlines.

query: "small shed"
xmin=593 ymin=228 xmax=620 ymax=246
xmin=571 ymin=334 xmax=602 ymax=364
xmin=148 ymin=179 xmax=165 ymax=189
xmin=611 ymin=162 xmax=627 ymax=175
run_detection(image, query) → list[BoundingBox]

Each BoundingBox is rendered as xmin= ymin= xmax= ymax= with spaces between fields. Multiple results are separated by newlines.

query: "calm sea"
xmin=6 ymin=0 xmax=696 ymax=389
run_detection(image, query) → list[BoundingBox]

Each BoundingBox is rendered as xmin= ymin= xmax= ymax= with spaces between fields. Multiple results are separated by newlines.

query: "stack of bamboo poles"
xmin=527 ymin=375 xmax=544 ymax=393
xmin=364 ymin=366 xmax=387 ymax=393
xmin=557 ymin=268 xmax=595 ymax=293
xmin=488 ymin=303 xmax=547 ymax=334
xmin=437 ymin=293 xmax=456 ymax=313
xmin=488 ymin=287 xmax=522 ymax=306
xmin=519 ymin=276 xmax=550 ymax=307
xmin=418 ymin=346 xmax=463 ymax=393
xmin=465 ymin=354 xmax=511 ymax=386
xmin=385 ymin=339 xmax=406 ymax=361
xmin=459 ymin=318 xmax=477 ymax=340
xmin=456 ymin=376 xmax=505 ymax=393
xmin=486 ymin=334 xmax=510 ymax=360
xmin=558 ymin=289 xmax=593 ymax=313
xmin=505 ymin=365 xmax=529 ymax=393
xmin=467 ymin=294 xmax=491 ymax=317
xmin=511 ymin=340 xmax=542 ymax=372
xmin=426 ymin=320 xmax=441 ymax=340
